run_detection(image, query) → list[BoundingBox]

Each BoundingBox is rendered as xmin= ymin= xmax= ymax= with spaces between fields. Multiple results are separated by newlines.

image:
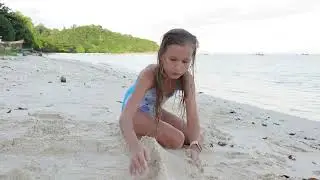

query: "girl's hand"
xmin=187 ymin=145 xmax=204 ymax=173
xmin=129 ymin=143 xmax=150 ymax=176
xmin=189 ymin=144 xmax=201 ymax=165
xmin=186 ymin=142 xmax=202 ymax=167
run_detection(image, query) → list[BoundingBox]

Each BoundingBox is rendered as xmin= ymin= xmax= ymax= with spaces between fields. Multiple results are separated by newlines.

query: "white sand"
xmin=0 ymin=56 xmax=319 ymax=180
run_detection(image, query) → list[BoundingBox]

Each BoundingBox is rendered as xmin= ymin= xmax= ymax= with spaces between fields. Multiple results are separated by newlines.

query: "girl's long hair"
xmin=153 ymin=28 xmax=198 ymax=135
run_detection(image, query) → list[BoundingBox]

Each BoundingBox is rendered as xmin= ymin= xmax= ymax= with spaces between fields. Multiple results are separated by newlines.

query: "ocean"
xmin=47 ymin=53 xmax=320 ymax=121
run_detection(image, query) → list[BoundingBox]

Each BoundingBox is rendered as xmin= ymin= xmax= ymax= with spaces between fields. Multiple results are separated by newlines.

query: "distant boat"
xmin=301 ymin=53 xmax=309 ymax=56
xmin=255 ymin=52 xmax=264 ymax=56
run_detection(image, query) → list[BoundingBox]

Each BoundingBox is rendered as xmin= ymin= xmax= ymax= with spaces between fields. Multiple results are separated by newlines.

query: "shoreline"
xmin=49 ymin=53 xmax=320 ymax=123
xmin=43 ymin=52 xmax=320 ymax=122
xmin=1 ymin=56 xmax=319 ymax=179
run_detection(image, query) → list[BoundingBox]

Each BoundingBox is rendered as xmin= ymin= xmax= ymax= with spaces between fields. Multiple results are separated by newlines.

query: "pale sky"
xmin=2 ymin=0 xmax=320 ymax=53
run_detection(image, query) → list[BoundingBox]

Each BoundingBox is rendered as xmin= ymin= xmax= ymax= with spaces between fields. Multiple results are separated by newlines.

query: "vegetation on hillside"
xmin=0 ymin=3 xmax=159 ymax=53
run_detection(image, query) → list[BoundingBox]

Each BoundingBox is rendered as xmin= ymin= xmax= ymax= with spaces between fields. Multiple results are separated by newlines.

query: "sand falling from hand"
xmin=129 ymin=136 xmax=205 ymax=180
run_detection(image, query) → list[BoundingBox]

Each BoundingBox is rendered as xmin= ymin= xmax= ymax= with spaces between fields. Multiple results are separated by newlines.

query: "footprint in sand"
xmin=0 ymin=111 xmax=71 ymax=154
xmin=0 ymin=169 xmax=32 ymax=180
xmin=202 ymin=123 xmax=233 ymax=151
xmin=27 ymin=111 xmax=70 ymax=137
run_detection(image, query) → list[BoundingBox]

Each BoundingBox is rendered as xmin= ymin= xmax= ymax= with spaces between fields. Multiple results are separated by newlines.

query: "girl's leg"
xmin=132 ymin=110 xmax=185 ymax=149
xmin=160 ymin=109 xmax=203 ymax=146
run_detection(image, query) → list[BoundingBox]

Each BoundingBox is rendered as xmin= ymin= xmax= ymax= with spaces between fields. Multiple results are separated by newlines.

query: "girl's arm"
xmin=119 ymin=66 xmax=154 ymax=152
xmin=183 ymin=72 xmax=201 ymax=148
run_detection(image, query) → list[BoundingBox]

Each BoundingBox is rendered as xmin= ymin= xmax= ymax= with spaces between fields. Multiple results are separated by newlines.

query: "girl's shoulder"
xmin=139 ymin=64 xmax=158 ymax=79
xmin=145 ymin=64 xmax=158 ymax=73
xmin=135 ymin=64 xmax=157 ymax=88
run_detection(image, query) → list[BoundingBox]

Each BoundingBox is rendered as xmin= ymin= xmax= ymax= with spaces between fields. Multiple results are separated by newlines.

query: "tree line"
xmin=0 ymin=3 xmax=159 ymax=53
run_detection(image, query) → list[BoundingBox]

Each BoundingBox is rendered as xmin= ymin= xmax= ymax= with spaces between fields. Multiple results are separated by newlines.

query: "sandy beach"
xmin=1 ymin=55 xmax=319 ymax=180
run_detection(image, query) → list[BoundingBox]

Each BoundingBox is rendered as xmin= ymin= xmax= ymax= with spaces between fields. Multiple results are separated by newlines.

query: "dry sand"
xmin=0 ymin=56 xmax=319 ymax=180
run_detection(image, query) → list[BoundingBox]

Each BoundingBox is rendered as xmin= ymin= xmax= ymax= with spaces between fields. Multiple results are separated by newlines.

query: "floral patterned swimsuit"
xmin=121 ymin=81 xmax=178 ymax=118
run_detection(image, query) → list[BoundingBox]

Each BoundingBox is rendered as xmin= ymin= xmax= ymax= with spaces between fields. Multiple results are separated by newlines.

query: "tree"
xmin=1 ymin=3 xmax=40 ymax=48
xmin=0 ymin=2 xmax=159 ymax=53
xmin=0 ymin=14 xmax=15 ymax=41
xmin=0 ymin=3 xmax=11 ymax=14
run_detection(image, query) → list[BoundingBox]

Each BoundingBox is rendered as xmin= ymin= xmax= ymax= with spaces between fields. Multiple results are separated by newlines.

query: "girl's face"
xmin=161 ymin=44 xmax=194 ymax=79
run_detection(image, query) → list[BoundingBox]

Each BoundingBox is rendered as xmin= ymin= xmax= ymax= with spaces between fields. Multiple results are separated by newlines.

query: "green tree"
xmin=35 ymin=24 xmax=159 ymax=53
xmin=1 ymin=3 xmax=40 ymax=48
xmin=9 ymin=11 xmax=41 ymax=48
xmin=1 ymin=2 xmax=159 ymax=53
xmin=0 ymin=14 xmax=15 ymax=41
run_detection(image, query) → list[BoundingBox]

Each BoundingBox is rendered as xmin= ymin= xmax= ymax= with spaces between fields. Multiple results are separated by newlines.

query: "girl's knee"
xmin=170 ymin=130 xmax=185 ymax=149
xmin=156 ymin=128 xmax=185 ymax=149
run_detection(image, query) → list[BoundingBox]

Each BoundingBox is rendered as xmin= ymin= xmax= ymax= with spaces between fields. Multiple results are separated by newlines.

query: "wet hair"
xmin=153 ymin=28 xmax=198 ymax=133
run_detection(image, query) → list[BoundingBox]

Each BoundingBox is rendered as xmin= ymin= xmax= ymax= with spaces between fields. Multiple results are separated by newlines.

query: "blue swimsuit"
xmin=121 ymin=81 xmax=178 ymax=117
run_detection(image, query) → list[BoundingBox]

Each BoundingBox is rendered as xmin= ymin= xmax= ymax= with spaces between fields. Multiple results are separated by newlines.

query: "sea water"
xmin=47 ymin=53 xmax=320 ymax=121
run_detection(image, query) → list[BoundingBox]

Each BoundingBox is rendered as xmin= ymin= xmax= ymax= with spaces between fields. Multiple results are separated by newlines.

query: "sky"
xmin=2 ymin=0 xmax=320 ymax=54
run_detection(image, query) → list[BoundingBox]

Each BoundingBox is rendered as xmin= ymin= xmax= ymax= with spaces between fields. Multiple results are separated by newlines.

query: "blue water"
xmin=47 ymin=53 xmax=320 ymax=121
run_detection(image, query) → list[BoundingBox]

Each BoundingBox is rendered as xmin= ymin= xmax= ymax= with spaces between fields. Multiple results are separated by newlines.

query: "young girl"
xmin=119 ymin=28 xmax=202 ymax=176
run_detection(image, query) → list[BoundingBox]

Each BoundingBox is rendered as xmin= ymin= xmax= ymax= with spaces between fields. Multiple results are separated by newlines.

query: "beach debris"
xmin=289 ymin=133 xmax=296 ymax=136
xmin=230 ymin=144 xmax=234 ymax=148
xmin=252 ymin=122 xmax=255 ymax=124
xmin=209 ymin=143 xmax=214 ymax=147
xmin=288 ymin=155 xmax=296 ymax=161
xmin=304 ymin=137 xmax=315 ymax=140
xmin=262 ymin=137 xmax=268 ymax=140
xmin=6 ymin=109 xmax=11 ymax=113
xmin=123 ymin=75 xmax=126 ymax=78
xmin=1 ymin=65 xmax=13 ymax=70
xmin=262 ymin=123 xmax=267 ymax=127
xmin=15 ymin=107 xmax=28 ymax=110
xmin=60 ymin=76 xmax=66 ymax=83
xmin=313 ymin=170 xmax=320 ymax=176
xmin=48 ymin=81 xmax=52 ymax=83
xmin=229 ymin=110 xmax=236 ymax=114
xmin=198 ymin=91 xmax=204 ymax=94
xmin=235 ymin=117 xmax=241 ymax=121
xmin=280 ymin=175 xmax=290 ymax=178
xmin=217 ymin=141 xmax=227 ymax=146
xmin=312 ymin=161 xmax=317 ymax=165
xmin=273 ymin=122 xmax=280 ymax=125
xmin=116 ymin=100 xmax=123 ymax=103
